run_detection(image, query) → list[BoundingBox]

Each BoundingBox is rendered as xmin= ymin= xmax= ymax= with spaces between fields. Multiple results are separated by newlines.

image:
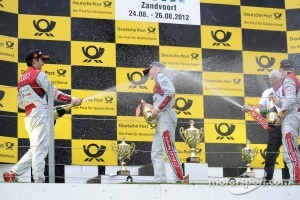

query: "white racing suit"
xmin=14 ymin=66 xmax=76 ymax=182
xmin=151 ymin=72 xmax=184 ymax=182
xmin=275 ymin=72 xmax=300 ymax=183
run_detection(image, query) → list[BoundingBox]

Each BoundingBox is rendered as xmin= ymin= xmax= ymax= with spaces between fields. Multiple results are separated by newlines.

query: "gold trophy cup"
xmin=111 ymin=137 xmax=135 ymax=176
xmin=179 ymin=120 xmax=204 ymax=163
xmin=241 ymin=139 xmax=258 ymax=178
xmin=141 ymin=100 xmax=156 ymax=125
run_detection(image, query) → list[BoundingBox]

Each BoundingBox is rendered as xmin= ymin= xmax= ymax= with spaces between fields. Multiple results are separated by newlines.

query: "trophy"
xmin=111 ymin=137 xmax=135 ymax=176
xmin=140 ymin=100 xmax=156 ymax=125
xmin=179 ymin=120 xmax=204 ymax=163
xmin=241 ymin=139 xmax=258 ymax=178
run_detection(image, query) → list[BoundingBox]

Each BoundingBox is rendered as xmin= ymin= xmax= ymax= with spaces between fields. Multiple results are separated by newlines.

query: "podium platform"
xmin=99 ymin=163 xmax=209 ymax=184
xmin=101 ymin=175 xmax=156 ymax=184
xmin=183 ymin=163 xmax=208 ymax=183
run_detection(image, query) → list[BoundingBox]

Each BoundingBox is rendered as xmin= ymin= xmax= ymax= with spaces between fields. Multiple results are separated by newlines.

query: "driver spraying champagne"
xmin=3 ymin=49 xmax=82 ymax=183
xmin=141 ymin=61 xmax=189 ymax=183
xmin=269 ymin=59 xmax=300 ymax=183
xmin=54 ymin=103 xmax=75 ymax=120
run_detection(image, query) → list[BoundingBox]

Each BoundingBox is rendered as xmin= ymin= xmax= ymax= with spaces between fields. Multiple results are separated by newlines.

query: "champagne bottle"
xmin=54 ymin=104 xmax=73 ymax=119
xmin=253 ymin=107 xmax=267 ymax=118
xmin=267 ymin=94 xmax=278 ymax=125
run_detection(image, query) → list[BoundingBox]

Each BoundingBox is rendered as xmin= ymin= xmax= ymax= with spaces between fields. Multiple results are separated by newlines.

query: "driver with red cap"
xmin=143 ymin=61 xmax=189 ymax=183
xmin=3 ymin=49 xmax=82 ymax=183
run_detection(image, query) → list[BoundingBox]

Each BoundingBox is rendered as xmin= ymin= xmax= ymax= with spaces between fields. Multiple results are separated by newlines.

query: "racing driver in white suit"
xmin=143 ymin=61 xmax=188 ymax=183
xmin=270 ymin=59 xmax=300 ymax=184
xmin=3 ymin=49 xmax=82 ymax=183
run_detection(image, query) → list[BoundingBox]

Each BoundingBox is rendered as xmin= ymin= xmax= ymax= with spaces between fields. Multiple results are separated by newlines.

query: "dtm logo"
xmin=211 ymin=30 xmax=231 ymax=46
xmin=215 ymin=123 xmax=235 ymax=140
xmin=175 ymin=97 xmax=193 ymax=115
xmin=83 ymin=143 xmax=106 ymax=162
xmin=0 ymin=90 xmax=5 ymax=107
xmin=82 ymin=45 xmax=104 ymax=63
xmin=33 ymin=19 xmax=56 ymax=37
xmin=256 ymin=55 xmax=275 ymax=72
xmin=128 ymin=72 xmax=148 ymax=89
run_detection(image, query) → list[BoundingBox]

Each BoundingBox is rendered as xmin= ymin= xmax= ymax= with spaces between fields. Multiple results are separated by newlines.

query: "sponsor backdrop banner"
xmin=0 ymin=0 xmax=299 ymax=170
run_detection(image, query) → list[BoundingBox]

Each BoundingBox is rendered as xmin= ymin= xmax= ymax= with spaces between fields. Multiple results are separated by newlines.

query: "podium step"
xmin=138 ymin=163 xmax=209 ymax=183
xmin=101 ymin=175 xmax=156 ymax=184
xmin=138 ymin=164 xmax=154 ymax=176
xmin=95 ymin=163 xmax=209 ymax=184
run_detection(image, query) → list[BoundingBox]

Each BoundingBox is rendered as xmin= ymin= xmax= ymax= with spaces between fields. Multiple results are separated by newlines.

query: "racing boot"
xmin=3 ymin=171 xmax=17 ymax=182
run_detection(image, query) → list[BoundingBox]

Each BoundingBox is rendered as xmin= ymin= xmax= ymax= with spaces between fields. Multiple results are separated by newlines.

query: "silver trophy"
xmin=111 ymin=137 xmax=135 ymax=176
xmin=179 ymin=120 xmax=204 ymax=163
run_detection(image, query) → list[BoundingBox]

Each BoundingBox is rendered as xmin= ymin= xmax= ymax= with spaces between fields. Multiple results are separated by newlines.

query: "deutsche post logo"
xmin=33 ymin=19 xmax=56 ymax=37
xmin=260 ymin=148 xmax=279 ymax=165
xmin=175 ymin=97 xmax=193 ymax=115
xmin=82 ymin=45 xmax=104 ymax=63
xmin=128 ymin=72 xmax=148 ymax=89
xmin=256 ymin=55 xmax=275 ymax=72
xmin=0 ymin=90 xmax=5 ymax=107
xmin=273 ymin=12 xmax=282 ymax=20
xmin=83 ymin=143 xmax=106 ymax=162
xmin=195 ymin=147 xmax=202 ymax=155
xmin=233 ymin=78 xmax=241 ymax=85
xmin=103 ymin=1 xmax=112 ymax=7
xmin=57 ymin=69 xmax=67 ymax=77
xmin=105 ymin=96 xmax=113 ymax=103
xmin=215 ymin=123 xmax=235 ymax=140
xmin=5 ymin=142 xmax=14 ymax=150
xmin=5 ymin=41 xmax=14 ymax=49
xmin=211 ymin=30 xmax=231 ymax=46
xmin=147 ymin=27 xmax=156 ymax=34
xmin=191 ymin=53 xmax=199 ymax=59
xmin=0 ymin=0 xmax=3 ymax=8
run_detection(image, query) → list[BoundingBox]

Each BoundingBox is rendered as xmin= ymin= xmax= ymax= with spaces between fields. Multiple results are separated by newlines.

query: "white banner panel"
xmin=116 ymin=0 xmax=201 ymax=25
